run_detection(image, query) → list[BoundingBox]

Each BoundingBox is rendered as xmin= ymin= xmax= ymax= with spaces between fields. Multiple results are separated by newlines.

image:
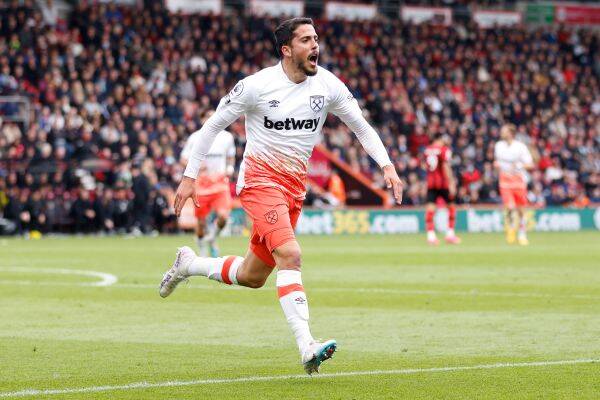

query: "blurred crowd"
xmin=0 ymin=1 xmax=598 ymax=234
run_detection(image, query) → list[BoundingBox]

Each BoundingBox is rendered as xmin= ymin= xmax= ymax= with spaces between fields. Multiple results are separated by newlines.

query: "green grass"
xmin=0 ymin=232 xmax=599 ymax=399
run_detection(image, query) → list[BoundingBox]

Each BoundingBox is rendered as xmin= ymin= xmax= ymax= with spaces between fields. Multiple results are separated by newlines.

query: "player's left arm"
xmin=329 ymin=81 xmax=402 ymax=204
xmin=519 ymin=145 xmax=535 ymax=171
xmin=442 ymin=151 xmax=457 ymax=198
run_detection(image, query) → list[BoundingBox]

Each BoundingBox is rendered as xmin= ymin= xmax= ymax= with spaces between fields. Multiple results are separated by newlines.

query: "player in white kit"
xmin=180 ymin=111 xmax=236 ymax=256
xmin=494 ymin=124 xmax=534 ymax=245
xmin=159 ymin=18 xmax=403 ymax=374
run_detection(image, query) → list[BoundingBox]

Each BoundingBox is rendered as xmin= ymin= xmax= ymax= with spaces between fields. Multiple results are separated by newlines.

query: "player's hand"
xmin=382 ymin=164 xmax=403 ymax=205
xmin=174 ymin=176 xmax=199 ymax=217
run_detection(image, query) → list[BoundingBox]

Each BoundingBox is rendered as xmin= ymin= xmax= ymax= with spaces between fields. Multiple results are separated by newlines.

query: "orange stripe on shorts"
xmin=277 ymin=283 xmax=304 ymax=298
xmin=221 ymin=256 xmax=236 ymax=285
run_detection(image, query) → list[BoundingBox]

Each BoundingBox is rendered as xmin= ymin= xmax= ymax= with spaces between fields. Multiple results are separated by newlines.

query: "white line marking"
xmin=0 ymin=267 xmax=117 ymax=287
xmin=0 ymin=358 xmax=597 ymax=398
xmin=1 ymin=277 xmax=597 ymax=300
xmin=112 ymin=282 xmax=600 ymax=300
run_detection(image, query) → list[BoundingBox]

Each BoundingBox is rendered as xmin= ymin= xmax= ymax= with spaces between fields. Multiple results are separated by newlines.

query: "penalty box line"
xmin=0 ymin=358 xmax=597 ymax=398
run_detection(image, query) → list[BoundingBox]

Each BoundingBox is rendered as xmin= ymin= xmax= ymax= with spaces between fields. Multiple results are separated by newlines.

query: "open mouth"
xmin=308 ymin=53 xmax=318 ymax=67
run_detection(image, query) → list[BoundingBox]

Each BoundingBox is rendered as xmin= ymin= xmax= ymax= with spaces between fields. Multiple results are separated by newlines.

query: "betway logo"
xmin=264 ymin=116 xmax=320 ymax=132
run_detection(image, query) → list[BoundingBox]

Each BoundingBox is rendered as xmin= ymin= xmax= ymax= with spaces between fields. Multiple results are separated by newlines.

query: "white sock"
xmin=446 ymin=228 xmax=455 ymax=238
xmin=196 ymin=237 xmax=208 ymax=256
xmin=519 ymin=217 xmax=527 ymax=237
xmin=205 ymin=220 xmax=224 ymax=243
xmin=276 ymin=270 xmax=314 ymax=355
xmin=187 ymin=255 xmax=242 ymax=285
xmin=427 ymin=230 xmax=437 ymax=241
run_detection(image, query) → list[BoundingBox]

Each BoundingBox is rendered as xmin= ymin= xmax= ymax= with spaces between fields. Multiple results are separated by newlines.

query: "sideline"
xmin=0 ymin=358 xmax=597 ymax=398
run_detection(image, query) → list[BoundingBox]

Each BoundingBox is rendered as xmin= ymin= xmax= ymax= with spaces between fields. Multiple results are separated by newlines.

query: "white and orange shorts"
xmin=240 ymin=186 xmax=302 ymax=268
xmin=500 ymin=186 xmax=528 ymax=209
xmin=194 ymin=189 xmax=232 ymax=219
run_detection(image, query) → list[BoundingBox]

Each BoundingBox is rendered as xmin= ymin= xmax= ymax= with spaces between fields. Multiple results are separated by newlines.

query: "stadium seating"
xmin=0 ymin=1 xmax=598 ymax=234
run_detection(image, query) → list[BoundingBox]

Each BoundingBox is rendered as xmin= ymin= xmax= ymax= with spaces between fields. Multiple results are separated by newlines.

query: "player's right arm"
xmin=175 ymin=79 xmax=255 ymax=216
xmin=493 ymin=142 xmax=502 ymax=172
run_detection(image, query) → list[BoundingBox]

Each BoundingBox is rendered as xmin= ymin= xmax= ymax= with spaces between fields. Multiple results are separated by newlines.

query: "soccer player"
xmin=424 ymin=133 xmax=460 ymax=245
xmin=159 ymin=18 xmax=403 ymax=374
xmin=180 ymin=111 xmax=236 ymax=256
xmin=494 ymin=124 xmax=534 ymax=245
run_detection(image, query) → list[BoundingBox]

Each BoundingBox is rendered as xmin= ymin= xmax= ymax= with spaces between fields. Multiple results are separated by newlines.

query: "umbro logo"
xmin=268 ymin=100 xmax=280 ymax=108
xmin=294 ymin=297 xmax=306 ymax=304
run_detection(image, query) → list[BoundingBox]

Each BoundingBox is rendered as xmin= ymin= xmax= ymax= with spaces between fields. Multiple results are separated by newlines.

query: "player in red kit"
xmin=424 ymin=133 xmax=460 ymax=245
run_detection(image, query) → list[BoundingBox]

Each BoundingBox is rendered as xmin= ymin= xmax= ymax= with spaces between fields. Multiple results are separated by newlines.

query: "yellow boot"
xmin=506 ymin=228 xmax=516 ymax=244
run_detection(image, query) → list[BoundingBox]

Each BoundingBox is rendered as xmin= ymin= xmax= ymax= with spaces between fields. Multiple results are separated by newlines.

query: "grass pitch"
xmin=1 ymin=232 xmax=599 ymax=399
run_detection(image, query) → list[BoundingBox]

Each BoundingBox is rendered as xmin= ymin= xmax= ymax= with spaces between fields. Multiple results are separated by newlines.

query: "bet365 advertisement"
xmin=224 ymin=207 xmax=600 ymax=236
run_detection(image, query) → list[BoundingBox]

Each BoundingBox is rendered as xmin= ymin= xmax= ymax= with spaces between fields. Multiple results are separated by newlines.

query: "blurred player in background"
xmin=424 ymin=133 xmax=460 ymax=245
xmin=494 ymin=124 xmax=534 ymax=245
xmin=180 ymin=111 xmax=235 ymax=256
xmin=160 ymin=18 xmax=403 ymax=374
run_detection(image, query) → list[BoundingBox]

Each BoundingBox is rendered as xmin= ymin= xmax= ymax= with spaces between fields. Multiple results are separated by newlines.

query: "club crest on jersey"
xmin=309 ymin=95 xmax=324 ymax=113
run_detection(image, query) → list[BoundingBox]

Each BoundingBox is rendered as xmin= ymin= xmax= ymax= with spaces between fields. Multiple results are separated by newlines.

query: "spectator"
xmin=0 ymin=1 xmax=597 ymax=236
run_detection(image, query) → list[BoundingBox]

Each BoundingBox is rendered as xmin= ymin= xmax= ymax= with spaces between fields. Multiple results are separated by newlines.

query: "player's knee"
xmin=216 ymin=215 xmax=227 ymax=228
xmin=245 ymin=277 xmax=267 ymax=289
xmin=276 ymin=248 xmax=302 ymax=270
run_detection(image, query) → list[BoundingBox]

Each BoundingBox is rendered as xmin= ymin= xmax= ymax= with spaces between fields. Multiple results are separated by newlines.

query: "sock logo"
xmin=263 ymin=116 xmax=320 ymax=132
xmin=264 ymin=209 xmax=278 ymax=224
xmin=294 ymin=297 xmax=306 ymax=304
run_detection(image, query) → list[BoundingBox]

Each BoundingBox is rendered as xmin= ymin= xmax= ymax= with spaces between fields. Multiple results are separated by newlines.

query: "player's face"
xmin=500 ymin=127 xmax=513 ymax=141
xmin=289 ymin=24 xmax=319 ymax=76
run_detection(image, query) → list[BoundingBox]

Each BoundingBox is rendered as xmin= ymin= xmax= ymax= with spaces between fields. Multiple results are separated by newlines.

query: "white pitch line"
xmin=1 ymin=278 xmax=597 ymax=300
xmin=112 ymin=282 xmax=600 ymax=300
xmin=0 ymin=358 xmax=597 ymax=398
xmin=0 ymin=267 xmax=117 ymax=287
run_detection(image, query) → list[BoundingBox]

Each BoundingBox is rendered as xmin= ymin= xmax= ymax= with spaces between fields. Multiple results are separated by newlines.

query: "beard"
xmin=295 ymin=58 xmax=317 ymax=76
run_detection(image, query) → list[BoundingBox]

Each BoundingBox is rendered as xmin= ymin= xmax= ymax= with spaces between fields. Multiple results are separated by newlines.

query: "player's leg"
xmin=204 ymin=190 xmax=233 ymax=257
xmin=268 ymin=202 xmax=336 ymax=375
xmin=195 ymin=216 xmax=209 ymax=256
xmin=444 ymin=203 xmax=461 ymax=244
xmin=193 ymin=195 xmax=212 ymax=256
xmin=425 ymin=190 xmax=438 ymax=245
xmin=443 ymin=189 xmax=460 ymax=244
xmin=159 ymin=235 xmax=274 ymax=297
xmin=515 ymin=189 xmax=529 ymax=245
xmin=500 ymin=187 xmax=517 ymax=244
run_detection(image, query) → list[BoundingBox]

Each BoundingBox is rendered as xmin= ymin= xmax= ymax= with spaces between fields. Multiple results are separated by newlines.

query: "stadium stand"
xmin=0 ymin=1 xmax=598 ymax=234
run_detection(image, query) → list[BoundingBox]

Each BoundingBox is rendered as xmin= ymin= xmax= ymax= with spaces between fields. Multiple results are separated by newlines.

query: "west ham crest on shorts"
xmin=309 ymin=95 xmax=324 ymax=113
xmin=264 ymin=210 xmax=278 ymax=224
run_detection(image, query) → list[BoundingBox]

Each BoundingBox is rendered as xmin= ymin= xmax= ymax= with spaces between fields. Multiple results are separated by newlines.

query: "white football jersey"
xmin=494 ymin=139 xmax=533 ymax=187
xmin=494 ymin=140 xmax=533 ymax=174
xmin=184 ymin=62 xmax=391 ymax=199
xmin=181 ymin=130 xmax=235 ymax=177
